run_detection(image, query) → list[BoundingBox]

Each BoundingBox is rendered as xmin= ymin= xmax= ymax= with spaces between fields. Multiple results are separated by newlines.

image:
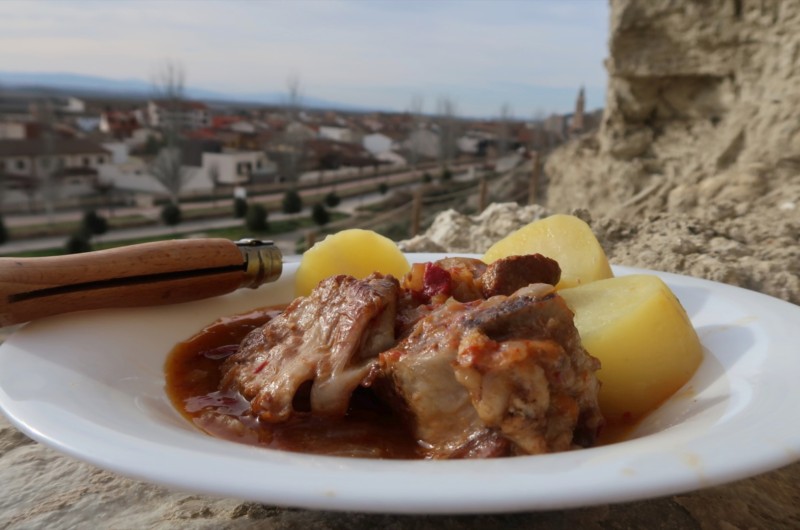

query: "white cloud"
xmin=0 ymin=0 xmax=609 ymax=115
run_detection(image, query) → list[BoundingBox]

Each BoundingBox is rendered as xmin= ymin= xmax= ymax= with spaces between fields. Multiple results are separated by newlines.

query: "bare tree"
xmin=532 ymin=108 xmax=549 ymax=151
xmin=286 ymin=74 xmax=301 ymax=122
xmin=208 ymin=163 xmax=220 ymax=207
xmin=20 ymin=177 xmax=40 ymax=214
xmin=437 ymin=97 xmax=458 ymax=171
xmin=283 ymin=75 xmax=305 ymax=184
xmin=92 ymin=177 xmax=116 ymax=217
xmin=149 ymin=60 xmax=189 ymax=204
xmin=408 ymin=95 xmax=424 ymax=174
xmin=497 ymin=103 xmax=513 ymax=158
xmin=34 ymin=99 xmax=58 ymax=226
xmin=150 ymin=147 xmax=186 ymax=204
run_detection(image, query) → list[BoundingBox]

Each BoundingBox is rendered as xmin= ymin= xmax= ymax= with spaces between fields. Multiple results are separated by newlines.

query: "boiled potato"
xmin=295 ymin=229 xmax=410 ymax=297
xmin=482 ymin=214 xmax=613 ymax=289
xmin=559 ymin=274 xmax=703 ymax=420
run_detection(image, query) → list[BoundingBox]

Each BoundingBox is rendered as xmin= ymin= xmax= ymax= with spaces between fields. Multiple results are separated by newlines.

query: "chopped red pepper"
xmin=421 ymin=262 xmax=451 ymax=301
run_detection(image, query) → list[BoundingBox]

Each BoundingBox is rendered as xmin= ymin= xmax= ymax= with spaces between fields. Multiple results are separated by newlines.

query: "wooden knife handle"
xmin=0 ymin=239 xmax=249 ymax=327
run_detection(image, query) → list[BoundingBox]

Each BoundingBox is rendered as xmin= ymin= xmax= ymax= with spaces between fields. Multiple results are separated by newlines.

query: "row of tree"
xmin=62 ymin=187 xmax=339 ymax=254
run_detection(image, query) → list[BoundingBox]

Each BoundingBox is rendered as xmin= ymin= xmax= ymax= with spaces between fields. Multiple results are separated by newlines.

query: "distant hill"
xmin=0 ymin=71 xmax=372 ymax=112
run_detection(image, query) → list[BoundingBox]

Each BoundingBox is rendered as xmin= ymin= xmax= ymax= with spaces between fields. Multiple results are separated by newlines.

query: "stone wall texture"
xmin=546 ymin=0 xmax=800 ymax=223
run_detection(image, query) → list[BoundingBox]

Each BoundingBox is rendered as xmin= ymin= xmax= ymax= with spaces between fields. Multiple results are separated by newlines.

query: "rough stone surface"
xmin=546 ymin=0 xmax=800 ymax=228
xmin=398 ymin=202 xmax=548 ymax=254
xmin=592 ymin=208 xmax=800 ymax=304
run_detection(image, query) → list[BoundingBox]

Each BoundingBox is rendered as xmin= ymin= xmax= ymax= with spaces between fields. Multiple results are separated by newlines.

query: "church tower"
xmin=571 ymin=86 xmax=585 ymax=133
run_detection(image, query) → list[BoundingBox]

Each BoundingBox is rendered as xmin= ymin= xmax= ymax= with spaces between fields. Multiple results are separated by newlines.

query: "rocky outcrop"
xmin=398 ymin=203 xmax=548 ymax=254
xmin=546 ymin=0 xmax=800 ymax=224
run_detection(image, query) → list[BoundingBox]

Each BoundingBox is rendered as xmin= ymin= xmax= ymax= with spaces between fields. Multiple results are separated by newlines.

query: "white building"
xmin=362 ymin=133 xmax=393 ymax=155
xmin=99 ymin=111 xmax=139 ymax=137
xmin=128 ymin=128 xmax=159 ymax=149
xmin=0 ymin=138 xmax=111 ymax=203
xmin=75 ymin=117 xmax=101 ymax=132
xmin=407 ymin=129 xmax=440 ymax=159
xmin=0 ymin=123 xmax=25 ymax=140
xmin=147 ymin=100 xmax=211 ymax=130
xmin=101 ymin=142 xmax=130 ymax=165
xmin=285 ymin=121 xmax=318 ymax=141
xmin=457 ymin=136 xmax=481 ymax=155
xmin=0 ymin=138 xmax=110 ymax=178
xmin=62 ymin=97 xmax=86 ymax=114
xmin=98 ymin=157 xmax=212 ymax=206
xmin=376 ymin=151 xmax=406 ymax=167
xmin=495 ymin=153 xmax=522 ymax=173
xmin=319 ymin=126 xmax=361 ymax=144
xmin=200 ymin=151 xmax=276 ymax=186
xmin=229 ymin=121 xmax=257 ymax=134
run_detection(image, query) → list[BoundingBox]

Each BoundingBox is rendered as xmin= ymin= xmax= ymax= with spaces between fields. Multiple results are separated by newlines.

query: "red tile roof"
xmin=212 ymin=116 xmax=241 ymax=129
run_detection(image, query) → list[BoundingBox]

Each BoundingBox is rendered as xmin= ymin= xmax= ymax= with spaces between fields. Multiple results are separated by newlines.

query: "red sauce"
xmin=165 ymin=307 xmax=645 ymax=458
xmin=165 ymin=306 xmax=421 ymax=459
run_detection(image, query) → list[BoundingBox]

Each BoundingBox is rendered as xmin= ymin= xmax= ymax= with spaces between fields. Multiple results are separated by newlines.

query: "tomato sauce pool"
xmin=165 ymin=307 xmax=640 ymax=459
xmin=165 ymin=306 xmax=421 ymax=459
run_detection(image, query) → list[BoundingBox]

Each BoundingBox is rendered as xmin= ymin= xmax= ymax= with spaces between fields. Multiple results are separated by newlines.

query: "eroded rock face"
xmin=398 ymin=203 xmax=549 ymax=254
xmin=546 ymin=0 xmax=800 ymax=225
xmin=592 ymin=210 xmax=800 ymax=305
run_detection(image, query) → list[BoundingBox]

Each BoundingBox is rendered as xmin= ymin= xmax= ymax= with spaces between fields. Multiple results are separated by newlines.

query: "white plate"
xmin=1 ymin=255 xmax=799 ymax=514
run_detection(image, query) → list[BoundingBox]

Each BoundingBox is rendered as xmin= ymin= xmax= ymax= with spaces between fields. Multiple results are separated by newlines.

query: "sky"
xmin=0 ymin=1 xmax=610 ymax=117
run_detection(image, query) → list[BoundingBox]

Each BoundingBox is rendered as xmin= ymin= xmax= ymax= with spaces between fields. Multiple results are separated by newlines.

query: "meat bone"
xmin=0 ymin=238 xmax=282 ymax=327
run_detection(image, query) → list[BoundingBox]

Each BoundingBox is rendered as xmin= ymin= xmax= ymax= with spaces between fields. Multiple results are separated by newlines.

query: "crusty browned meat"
xmin=396 ymin=257 xmax=487 ymax=338
xmin=378 ymin=283 xmax=603 ymax=459
xmin=399 ymin=257 xmax=487 ymax=309
xmin=432 ymin=257 xmax=488 ymax=302
xmin=220 ymin=273 xmax=399 ymax=422
xmin=396 ymin=255 xmax=562 ymax=337
xmin=216 ymin=254 xmax=600 ymax=460
xmin=478 ymin=253 xmax=561 ymax=298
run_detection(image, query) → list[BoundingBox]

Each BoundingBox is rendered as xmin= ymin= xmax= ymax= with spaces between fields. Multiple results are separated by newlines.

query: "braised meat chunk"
xmin=478 ymin=254 xmax=561 ymax=298
xmin=379 ymin=283 xmax=603 ymax=459
xmin=396 ymin=255 xmax=561 ymax=337
xmin=220 ymin=273 xmax=399 ymax=422
xmin=208 ymin=254 xmax=602 ymax=460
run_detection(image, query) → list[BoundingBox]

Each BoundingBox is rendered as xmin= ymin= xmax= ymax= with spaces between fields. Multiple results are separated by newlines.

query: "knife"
xmin=0 ymin=238 xmax=282 ymax=327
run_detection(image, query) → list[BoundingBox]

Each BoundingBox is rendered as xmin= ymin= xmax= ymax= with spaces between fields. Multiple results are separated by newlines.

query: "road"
xmin=3 ymin=163 xmax=475 ymax=228
xmin=0 ymin=167 xmax=474 ymax=256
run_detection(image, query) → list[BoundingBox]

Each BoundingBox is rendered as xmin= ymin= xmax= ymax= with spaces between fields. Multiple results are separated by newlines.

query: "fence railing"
xmin=303 ymin=154 xmax=542 ymax=250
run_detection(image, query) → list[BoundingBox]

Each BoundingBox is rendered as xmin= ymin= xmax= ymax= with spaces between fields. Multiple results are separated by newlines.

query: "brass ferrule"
xmin=236 ymin=239 xmax=283 ymax=289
